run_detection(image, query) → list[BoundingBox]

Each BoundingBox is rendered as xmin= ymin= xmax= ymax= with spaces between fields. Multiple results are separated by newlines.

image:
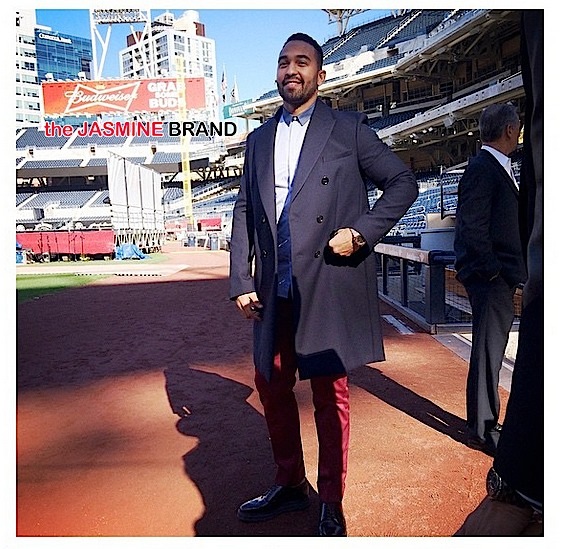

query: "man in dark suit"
xmin=454 ymin=103 xmax=527 ymax=457
xmin=455 ymin=9 xmax=543 ymax=535
xmin=229 ymin=33 xmax=418 ymax=535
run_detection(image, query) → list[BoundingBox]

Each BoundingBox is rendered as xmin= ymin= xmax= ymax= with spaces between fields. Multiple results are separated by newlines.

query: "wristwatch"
xmin=350 ymin=229 xmax=366 ymax=252
xmin=486 ymin=467 xmax=529 ymax=508
xmin=329 ymin=228 xmax=366 ymax=253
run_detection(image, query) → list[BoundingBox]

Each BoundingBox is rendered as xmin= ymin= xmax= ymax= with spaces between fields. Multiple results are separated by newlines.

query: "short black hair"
xmin=283 ymin=33 xmax=324 ymax=68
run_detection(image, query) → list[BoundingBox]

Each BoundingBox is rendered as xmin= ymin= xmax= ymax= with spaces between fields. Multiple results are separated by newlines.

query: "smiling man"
xmin=229 ymin=33 xmax=418 ymax=536
xmin=276 ymin=36 xmax=325 ymax=112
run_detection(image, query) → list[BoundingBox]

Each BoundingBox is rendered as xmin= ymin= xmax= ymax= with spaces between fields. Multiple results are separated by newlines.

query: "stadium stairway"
xmin=15 ymin=241 xmax=510 ymax=538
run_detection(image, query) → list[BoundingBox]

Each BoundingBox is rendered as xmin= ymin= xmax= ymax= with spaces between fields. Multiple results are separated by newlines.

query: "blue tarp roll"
xmin=115 ymin=243 xmax=147 ymax=260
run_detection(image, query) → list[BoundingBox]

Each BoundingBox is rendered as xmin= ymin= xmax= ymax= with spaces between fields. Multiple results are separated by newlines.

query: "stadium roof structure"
xmin=241 ymin=9 xmax=521 ymax=118
xmin=229 ymin=8 xmax=524 ymax=168
xmin=16 ymin=8 xmax=526 ymax=182
xmin=322 ymin=9 xmax=370 ymax=36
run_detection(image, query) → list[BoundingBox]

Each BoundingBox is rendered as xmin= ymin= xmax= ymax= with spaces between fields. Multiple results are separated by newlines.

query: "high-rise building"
xmin=35 ymin=28 xmax=92 ymax=83
xmin=17 ymin=9 xmax=218 ymax=128
xmin=119 ymin=10 xmax=218 ymax=120
xmin=16 ymin=10 xmax=93 ymax=129
xmin=16 ymin=10 xmax=41 ymax=128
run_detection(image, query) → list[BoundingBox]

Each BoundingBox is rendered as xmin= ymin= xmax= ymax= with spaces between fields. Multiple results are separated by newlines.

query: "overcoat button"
xmin=314 ymin=250 xmax=321 ymax=258
xmin=321 ymin=176 xmax=329 ymax=185
xmin=262 ymin=250 xmax=268 ymax=257
xmin=316 ymin=215 xmax=324 ymax=223
xmin=261 ymin=215 xmax=266 ymax=223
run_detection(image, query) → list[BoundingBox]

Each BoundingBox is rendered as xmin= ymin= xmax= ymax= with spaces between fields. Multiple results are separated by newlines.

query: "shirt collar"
xmin=281 ymin=101 xmax=316 ymax=126
xmin=481 ymin=144 xmax=510 ymax=170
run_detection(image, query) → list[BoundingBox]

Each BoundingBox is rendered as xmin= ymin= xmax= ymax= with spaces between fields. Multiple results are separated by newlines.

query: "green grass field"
xmin=16 ymin=273 xmax=108 ymax=304
xmin=16 ymin=252 xmax=167 ymax=304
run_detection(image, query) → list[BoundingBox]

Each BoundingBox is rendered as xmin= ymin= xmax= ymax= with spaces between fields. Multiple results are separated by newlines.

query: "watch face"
xmin=485 ymin=467 xmax=529 ymax=508
xmin=486 ymin=467 xmax=502 ymax=497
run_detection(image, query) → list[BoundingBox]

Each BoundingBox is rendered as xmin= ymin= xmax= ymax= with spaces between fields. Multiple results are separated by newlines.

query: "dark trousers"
xmin=254 ymin=298 xmax=350 ymax=504
xmin=492 ymin=10 xmax=544 ymax=508
xmin=464 ymin=276 xmax=516 ymax=440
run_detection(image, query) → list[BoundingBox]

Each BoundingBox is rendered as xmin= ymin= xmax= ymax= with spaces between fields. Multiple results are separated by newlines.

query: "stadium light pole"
xmin=175 ymin=55 xmax=194 ymax=231
xmin=89 ymin=9 xmax=151 ymax=79
xmin=322 ymin=9 xmax=368 ymax=36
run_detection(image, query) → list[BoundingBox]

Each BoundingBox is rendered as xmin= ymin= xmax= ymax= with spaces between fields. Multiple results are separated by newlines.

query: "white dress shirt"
xmin=481 ymin=145 xmax=518 ymax=188
xmin=274 ymin=103 xmax=314 ymax=221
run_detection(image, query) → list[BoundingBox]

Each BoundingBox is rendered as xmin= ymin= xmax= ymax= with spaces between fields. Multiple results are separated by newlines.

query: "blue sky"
xmin=34 ymin=6 xmax=394 ymax=103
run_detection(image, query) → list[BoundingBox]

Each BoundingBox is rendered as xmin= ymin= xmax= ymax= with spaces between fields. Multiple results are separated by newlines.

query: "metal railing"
xmin=374 ymin=242 xmax=522 ymax=334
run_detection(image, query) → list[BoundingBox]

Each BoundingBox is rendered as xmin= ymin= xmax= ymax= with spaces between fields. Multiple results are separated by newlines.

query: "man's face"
xmin=507 ymin=119 xmax=523 ymax=154
xmin=276 ymin=40 xmax=326 ymax=111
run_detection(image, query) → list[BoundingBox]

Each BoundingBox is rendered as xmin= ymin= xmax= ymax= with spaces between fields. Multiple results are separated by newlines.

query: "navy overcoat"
xmin=229 ymin=99 xmax=418 ymax=381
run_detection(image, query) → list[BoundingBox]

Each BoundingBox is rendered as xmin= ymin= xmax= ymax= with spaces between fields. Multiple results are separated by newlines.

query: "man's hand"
xmin=235 ymin=292 xmax=263 ymax=320
xmin=328 ymin=227 xmax=365 ymax=257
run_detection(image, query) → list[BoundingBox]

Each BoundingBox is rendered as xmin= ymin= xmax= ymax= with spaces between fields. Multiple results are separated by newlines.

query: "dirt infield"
xmin=16 ymin=241 xmax=506 ymax=540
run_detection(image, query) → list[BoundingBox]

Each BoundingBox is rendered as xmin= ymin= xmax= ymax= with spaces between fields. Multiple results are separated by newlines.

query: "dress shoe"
xmin=318 ymin=502 xmax=347 ymax=536
xmin=466 ymin=435 xmax=497 ymax=457
xmin=237 ymin=479 xmax=310 ymax=522
xmin=467 ymin=424 xmax=502 ymax=457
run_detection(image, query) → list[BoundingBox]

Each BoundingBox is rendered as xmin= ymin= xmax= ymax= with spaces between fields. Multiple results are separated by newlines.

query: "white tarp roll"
xmin=107 ymin=152 xmax=128 ymax=230
xmin=108 ymin=153 xmax=164 ymax=231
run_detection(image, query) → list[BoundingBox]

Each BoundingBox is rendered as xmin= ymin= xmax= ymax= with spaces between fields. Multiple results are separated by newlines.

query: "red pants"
xmin=254 ymin=299 xmax=350 ymax=503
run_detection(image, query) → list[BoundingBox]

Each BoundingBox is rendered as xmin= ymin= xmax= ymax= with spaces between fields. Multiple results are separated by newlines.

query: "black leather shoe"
xmin=467 ymin=424 xmax=501 ymax=457
xmin=466 ymin=435 xmax=496 ymax=457
xmin=237 ymin=480 xmax=310 ymax=522
xmin=318 ymin=502 xmax=347 ymax=536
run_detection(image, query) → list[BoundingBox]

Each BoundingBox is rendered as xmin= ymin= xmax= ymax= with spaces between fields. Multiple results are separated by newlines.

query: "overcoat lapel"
xmin=253 ymin=101 xmax=336 ymax=231
xmin=291 ymin=100 xmax=335 ymax=201
xmin=254 ymin=112 xmax=280 ymax=234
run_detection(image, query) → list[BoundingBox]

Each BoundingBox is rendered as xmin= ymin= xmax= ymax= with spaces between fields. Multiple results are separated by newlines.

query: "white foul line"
xmin=382 ymin=314 xmax=415 ymax=335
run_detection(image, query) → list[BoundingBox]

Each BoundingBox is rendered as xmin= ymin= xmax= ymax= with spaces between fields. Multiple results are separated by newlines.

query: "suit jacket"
xmin=229 ymin=99 xmax=418 ymax=381
xmin=454 ymin=149 xmax=527 ymax=288
xmin=493 ymin=9 xmax=544 ymax=507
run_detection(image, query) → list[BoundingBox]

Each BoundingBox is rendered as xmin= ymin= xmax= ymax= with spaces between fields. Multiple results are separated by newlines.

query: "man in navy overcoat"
xmin=229 ymin=32 xmax=418 ymax=535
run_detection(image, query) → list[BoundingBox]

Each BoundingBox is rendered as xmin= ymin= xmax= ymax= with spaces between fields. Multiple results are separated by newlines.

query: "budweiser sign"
xmin=42 ymin=77 xmax=206 ymax=116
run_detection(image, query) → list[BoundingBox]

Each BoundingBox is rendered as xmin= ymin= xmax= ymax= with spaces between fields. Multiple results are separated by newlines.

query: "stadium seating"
xmin=384 ymin=9 xmax=451 ymax=48
xmin=15 ymin=9 xmax=524 ymax=244
xmin=89 ymin=190 xmax=110 ymax=206
xmin=323 ymin=16 xmax=406 ymax=64
xmin=152 ymin=152 xmax=181 ymax=164
xmin=20 ymin=190 xmax=96 ymax=209
xmin=16 ymin=193 xmax=32 ymax=206
xmin=84 ymin=158 xmax=108 ymax=167
xmin=368 ymin=110 xmax=422 ymax=130
xmin=16 ymin=127 xmax=70 ymax=150
xmin=69 ymin=134 xmax=128 ymax=148
xmin=355 ymin=53 xmax=405 ymax=75
xmin=19 ymin=159 xmax=83 ymax=169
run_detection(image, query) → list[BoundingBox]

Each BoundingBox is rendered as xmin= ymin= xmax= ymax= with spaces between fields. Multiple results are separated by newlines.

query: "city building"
xmin=16 ymin=9 xmax=218 ymax=129
xmin=16 ymin=10 xmax=41 ymax=128
xmin=35 ymin=28 xmax=92 ymax=83
xmin=119 ymin=10 xmax=219 ymax=121
xmin=16 ymin=9 xmax=93 ymax=129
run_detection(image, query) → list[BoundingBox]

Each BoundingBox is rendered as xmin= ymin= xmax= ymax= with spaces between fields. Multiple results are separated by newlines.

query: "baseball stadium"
xmin=15 ymin=7 xmax=543 ymax=539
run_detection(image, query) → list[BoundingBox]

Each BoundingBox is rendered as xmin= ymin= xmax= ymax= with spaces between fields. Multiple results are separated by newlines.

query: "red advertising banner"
xmin=198 ymin=217 xmax=222 ymax=231
xmin=16 ymin=230 xmax=116 ymax=255
xmin=42 ymin=77 xmax=206 ymax=116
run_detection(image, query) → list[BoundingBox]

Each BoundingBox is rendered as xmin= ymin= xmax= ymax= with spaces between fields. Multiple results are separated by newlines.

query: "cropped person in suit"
xmin=454 ymin=103 xmax=527 ymax=457
xmin=229 ymin=32 xmax=418 ymax=536
xmin=455 ymin=9 xmax=543 ymax=535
